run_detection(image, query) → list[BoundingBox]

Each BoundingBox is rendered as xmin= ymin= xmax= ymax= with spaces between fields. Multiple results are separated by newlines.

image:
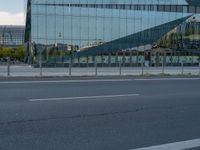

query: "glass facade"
xmin=25 ymin=0 xmax=200 ymax=64
xmin=0 ymin=26 xmax=25 ymax=47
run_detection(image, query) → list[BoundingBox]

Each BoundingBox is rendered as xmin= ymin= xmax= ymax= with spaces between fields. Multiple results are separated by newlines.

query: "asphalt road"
xmin=0 ymin=78 xmax=200 ymax=150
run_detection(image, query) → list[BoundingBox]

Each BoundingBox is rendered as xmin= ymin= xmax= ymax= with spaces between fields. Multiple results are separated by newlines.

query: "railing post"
xmin=130 ymin=51 xmax=133 ymax=67
xmin=199 ymin=61 xmax=200 ymax=76
xmin=7 ymin=57 xmax=10 ymax=77
xmin=108 ymin=53 xmax=111 ymax=67
xmin=95 ymin=57 xmax=97 ymax=76
xmin=86 ymin=56 xmax=89 ymax=67
xmin=141 ymin=61 xmax=144 ymax=76
xmin=162 ymin=52 xmax=165 ymax=75
xmin=39 ymin=50 xmax=42 ymax=77
xmin=162 ymin=60 xmax=164 ymax=75
xmin=119 ymin=61 xmax=122 ymax=76
xmin=141 ymin=53 xmax=144 ymax=76
xmin=181 ymin=62 xmax=184 ymax=75
xmin=69 ymin=58 xmax=72 ymax=77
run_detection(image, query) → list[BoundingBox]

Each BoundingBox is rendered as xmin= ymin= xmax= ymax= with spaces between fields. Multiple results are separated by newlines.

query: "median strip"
xmin=29 ymin=94 xmax=140 ymax=102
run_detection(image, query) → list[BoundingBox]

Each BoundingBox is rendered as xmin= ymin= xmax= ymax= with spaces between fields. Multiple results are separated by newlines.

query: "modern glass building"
xmin=25 ymin=0 xmax=200 ymax=66
xmin=0 ymin=25 xmax=25 ymax=48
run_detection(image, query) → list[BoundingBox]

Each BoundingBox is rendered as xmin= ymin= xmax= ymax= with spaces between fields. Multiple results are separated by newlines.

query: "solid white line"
xmin=29 ymin=94 xmax=140 ymax=102
xmin=130 ymin=138 xmax=200 ymax=150
xmin=0 ymin=79 xmax=132 ymax=84
xmin=135 ymin=78 xmax=200 ymax=81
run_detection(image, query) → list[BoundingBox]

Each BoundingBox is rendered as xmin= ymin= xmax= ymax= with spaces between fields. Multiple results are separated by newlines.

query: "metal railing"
xmin=2 ymin=59 xmax=200 ymax=77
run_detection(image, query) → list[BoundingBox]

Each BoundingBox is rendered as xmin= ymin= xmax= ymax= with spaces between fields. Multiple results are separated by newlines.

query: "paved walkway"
xmin=0 ymin=65 xmax=200 ymax=77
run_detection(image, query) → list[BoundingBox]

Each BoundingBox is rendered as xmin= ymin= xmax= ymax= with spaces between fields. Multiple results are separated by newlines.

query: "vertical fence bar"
xmin=86 ymin=56 xmax=89 ymax=67
xmin=123 ymin=51 xmax=125 ymax=67
xmin=150 ymin=51 xmax=153 ymax=67
xmin=78 ymin=57 xmax=80 ymax=67
xmin=199 ymin=61 xmax=200 ymax=76
xmin=181 ymin=62 xmax=184 ymax=75
xmin=119 ymin=61 xmax=122 ymax=76
xmin=7 ymin=57 xmax=10 ymax=77
xmin=101 ymin=54 xmax=104 ymax=67
xmin=95 ymin=57 xmax=97 ymax=76
xmin=136 ymin=51 xmax=139 ymax=67
xmin=130 ymin=51 xmax=133 ymax=67
xmin=108 ymin=53 xmax=111 ymax=67
xmin=141 ymin=53 xmax=144 ymax=76
xmin=141 ymin=60 xmax=144 ymax=76
xmin=115 ymin=52 xmax=118 ymax=67
xmin=162 ymin=52 xmax=165 ymax=75
xmin=39 ymin=50 xmax=42 ymax=77
xmin=162 ymin=59 xmax=164 ymax=75
xmin=69 ymin=57 xmax=72 ymax=77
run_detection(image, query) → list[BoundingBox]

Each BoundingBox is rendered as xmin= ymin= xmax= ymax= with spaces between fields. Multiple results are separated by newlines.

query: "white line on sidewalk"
xmin=29 ymin=94 xmax=140 ymax=102
xmin=130 ymin=138 xmax=200 ymax=150
xmin=0 ymin=79 xmax=132 ymax=84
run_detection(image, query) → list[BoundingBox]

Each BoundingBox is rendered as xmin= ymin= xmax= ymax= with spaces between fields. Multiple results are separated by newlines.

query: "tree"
xmin=0 ymin=47 xmax=12 ymax=58
xmin=0 ymin=46 xmax=25 ymax=61
xmin=14 ymin=46 xmax=25 ymax=61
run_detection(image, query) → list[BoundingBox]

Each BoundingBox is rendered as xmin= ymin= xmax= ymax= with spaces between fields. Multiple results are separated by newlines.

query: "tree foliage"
xmin=0 ymin=46 xmax=25 ymax=61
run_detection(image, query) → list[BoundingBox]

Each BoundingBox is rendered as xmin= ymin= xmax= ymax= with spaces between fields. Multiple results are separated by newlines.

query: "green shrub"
xmin=0 ymin=46 xmax=25 ymax=61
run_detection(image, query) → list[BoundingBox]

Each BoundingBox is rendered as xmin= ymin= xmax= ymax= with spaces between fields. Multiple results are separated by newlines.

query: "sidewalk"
xmin=0 ymin=65 xmax=200 ymax=77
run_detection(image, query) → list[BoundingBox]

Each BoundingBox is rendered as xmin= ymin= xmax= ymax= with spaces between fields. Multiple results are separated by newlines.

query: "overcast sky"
xmin=0 ymin=0 xmax=25 ymax=25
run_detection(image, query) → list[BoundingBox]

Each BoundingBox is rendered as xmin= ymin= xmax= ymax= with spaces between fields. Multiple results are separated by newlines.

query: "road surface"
xmin=0 ymin=78 xmax=200 ymax=150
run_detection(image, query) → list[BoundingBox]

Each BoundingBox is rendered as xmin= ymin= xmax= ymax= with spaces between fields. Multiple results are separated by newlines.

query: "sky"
xmin=0 ymin=0 xmax=25 ymax=25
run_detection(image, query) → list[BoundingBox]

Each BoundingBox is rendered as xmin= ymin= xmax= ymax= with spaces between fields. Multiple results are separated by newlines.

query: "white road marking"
xmin=130 ymin=138 xmax=200 ymax=150
xmin=135 ymin=78 xmax=200 ymax=81
xmin=29 ymin=94 xmax=140 ymax=102
xmin=0 ymin=79 xmax=132 ymax=84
